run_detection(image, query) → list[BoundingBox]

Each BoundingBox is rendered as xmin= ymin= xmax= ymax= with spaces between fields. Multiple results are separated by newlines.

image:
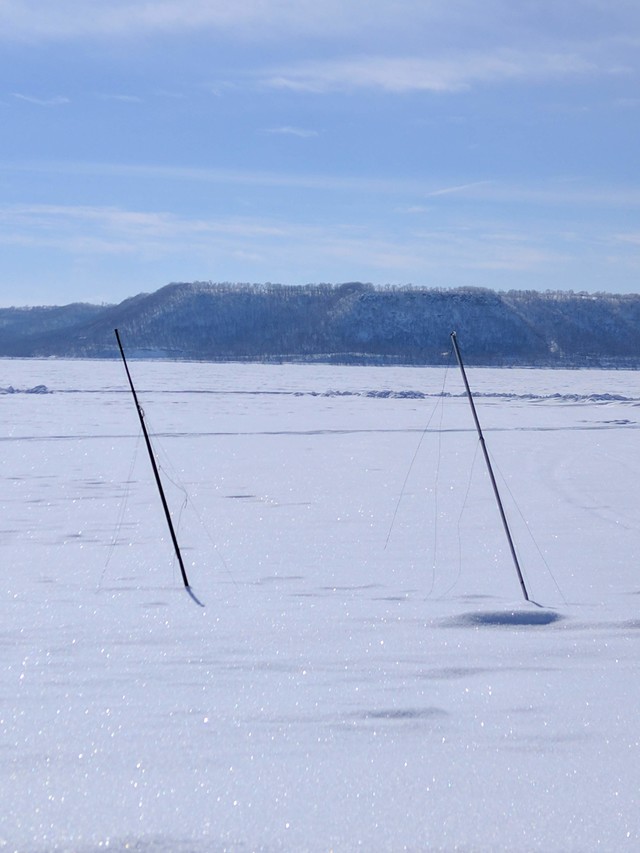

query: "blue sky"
xmin=0 ymin=0 xmax=639 ymax=306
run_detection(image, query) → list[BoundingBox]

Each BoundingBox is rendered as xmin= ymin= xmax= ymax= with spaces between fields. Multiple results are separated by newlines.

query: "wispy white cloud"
xmin=3 ymin=159 xmax=416 ymax=195
xmin=0 ymin=200 xmax=600 ymax=277
xmin=262 ymin=50 xmax=596 ymax=94
xmin=2 ymin=198 xmax=638 ymax=303
xmin=209 ymin=82 xmax=238 ymax=97
xmin=424 ymin=181 xmax=492 ymax=198
xmin=154 ymin=89 xmax=188 ymax=100
xmin=262 ymin=126 xmax=319 ymax=139
xmin=98 ymin=93 xmax=143 ymax=103
xmin=467 ymin=182 xmax=640 ymax=208
xmin=615 ymin=96 xmax=640 ymax=108
xmin=11 ymin=93 xmax=70 ymax=106
xmin=7 ymin=161 xmax=640 ymax=211
xmin=0 ymin=203 xmax=295 ymax=257
xmin=0 ymin=0 xmax=413 ymax=41
xmin=2 ymin=0 xmax=639 ymax=50
xmin=397 ymin=205 xmax=431 ymax=214
xmin=613 ymin=232 xmax=640 ymax=245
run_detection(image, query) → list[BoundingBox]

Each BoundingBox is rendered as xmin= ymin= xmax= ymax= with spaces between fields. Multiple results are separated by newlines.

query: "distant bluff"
xmin=2 ymin=281 xmax=640 ymax=366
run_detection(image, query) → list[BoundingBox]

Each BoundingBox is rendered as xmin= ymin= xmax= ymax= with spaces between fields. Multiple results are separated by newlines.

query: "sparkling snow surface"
xmin=1 ymin=359 xmax=639 ymax=852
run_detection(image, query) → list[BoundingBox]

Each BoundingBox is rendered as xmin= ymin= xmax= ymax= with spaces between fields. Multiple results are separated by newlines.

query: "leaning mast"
xmin=450 ymin=331 xmax=530 ymax=602
xmin=115 ymin=328 xmax=202 ymax=605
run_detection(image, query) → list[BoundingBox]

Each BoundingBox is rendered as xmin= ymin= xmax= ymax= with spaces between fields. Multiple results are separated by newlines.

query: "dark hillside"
xmin=2 ymin=282 xmax=640 ymax=366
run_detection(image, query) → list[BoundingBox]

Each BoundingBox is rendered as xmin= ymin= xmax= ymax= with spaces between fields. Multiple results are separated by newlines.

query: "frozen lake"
xmin=1 ymin=358 xmax=639 ymax=851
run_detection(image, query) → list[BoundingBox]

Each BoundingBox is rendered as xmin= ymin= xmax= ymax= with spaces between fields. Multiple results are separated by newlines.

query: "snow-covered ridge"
xmin=316 ymin=389 xmax=639 ymax=403
xmin=19 ymin=385 xmax=637 ymax=404
xmin=0 ymin=384 xmax=49 ymax=394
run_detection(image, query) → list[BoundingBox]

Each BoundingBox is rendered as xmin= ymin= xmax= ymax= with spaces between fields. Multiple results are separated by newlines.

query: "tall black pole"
xmin=450 ymin=331 xmax=530 ymax=602
xmin=115 ymin=328 xmax=193 ymax=593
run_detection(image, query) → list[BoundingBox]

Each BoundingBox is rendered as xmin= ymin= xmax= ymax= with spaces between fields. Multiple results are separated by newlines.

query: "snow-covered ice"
xmin=1 ymin=358 xmax=639 ymax=851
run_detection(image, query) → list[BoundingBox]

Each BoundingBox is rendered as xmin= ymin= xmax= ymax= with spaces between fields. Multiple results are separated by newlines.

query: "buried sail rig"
xmin=115 ymin=329 xmax=204 ymax=607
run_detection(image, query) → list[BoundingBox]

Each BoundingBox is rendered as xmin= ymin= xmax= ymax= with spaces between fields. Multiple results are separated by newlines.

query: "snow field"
xmin=1 ymin=359 xmax=639 ymax=851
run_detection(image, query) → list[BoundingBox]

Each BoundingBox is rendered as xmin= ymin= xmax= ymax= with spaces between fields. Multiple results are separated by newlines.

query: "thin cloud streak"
xmin=2 ymin=160 xmax=430 ymax=195
xmin=2 ymin=199 xmax=638 ymax=305
xmin=424 ymin=181 xmax=492 ymax=198
xmin=0 ymin=200 xmax=618 ymax=274
xmin=4 ymin=161 xmax=640 ymax=210
xmin=98 ymin=94 xmax=143 ymax=103
xmin=0 ymin=0 xmax=446 ymax=42
xmin=0 ymin=203 xmax=289 ymax=239
xmin=613 ymin=232 xmax=640 ymax=246
xmin=262 ymin=126 xmax=319 ymax=138
xmin=262 ymin=51 xmax=597 ymax=94
xmin=2 ymin=0 xmax=639 ymax=52
xmin=11 ymin=93 xmax=70 ymax=106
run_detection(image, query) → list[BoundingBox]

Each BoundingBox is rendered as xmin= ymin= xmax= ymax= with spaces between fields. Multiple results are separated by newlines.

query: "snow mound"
xmin=0 ymin=384 xmax=50 ymax=394
xmin=362 ymin=707 xmax=447 ymax=721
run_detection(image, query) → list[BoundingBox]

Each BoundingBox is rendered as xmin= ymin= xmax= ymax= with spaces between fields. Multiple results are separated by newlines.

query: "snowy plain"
xmin=1 ymin=356 xmax=639 ymax=852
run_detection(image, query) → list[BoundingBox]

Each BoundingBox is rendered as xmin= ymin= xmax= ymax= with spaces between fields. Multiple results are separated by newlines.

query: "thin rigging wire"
xmin=384 ymin=355 xmax=452 ymax=550
xmin=426 ymin=365 xmax=450 ymax=596
xmin=98 ymin=432 xmax=141 ymax=591
xmin=489 ymin=449 xmax=567 ymax=604
xmin=143 ymin=412 xmax=239 ymax=589
xmin=437 ymin=439 xmax=481 ymax=599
